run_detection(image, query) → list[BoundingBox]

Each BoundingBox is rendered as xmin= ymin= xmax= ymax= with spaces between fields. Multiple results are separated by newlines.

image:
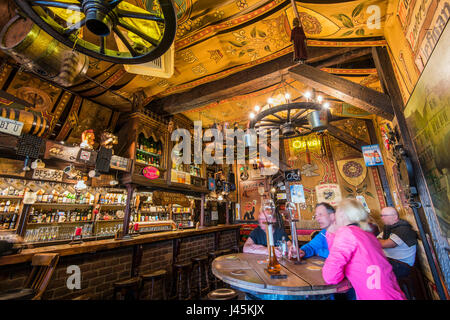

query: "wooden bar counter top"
xmin=0 ymin=225 xmax=240 ymax=267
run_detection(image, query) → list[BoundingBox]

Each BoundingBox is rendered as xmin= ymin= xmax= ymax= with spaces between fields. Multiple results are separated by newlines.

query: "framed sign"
xmin=285 ymin=169 xmax=301 ymax=182
xmin=315 ymin=184 xmax=342 ymax=206
xmin=32 ymin=168 xmax=64 ymax=182
xmin=44 ymin=141 xmax=80 ymax=162
xmin=362 ymin=144 xmax=384 ymax=166
xmin=110 ymin=155 xmax=131 ymax=172
xmin=0 ymin=116 xmax=23 ymax=136
xmin=290 ymin=184 xmax=306 ymax=203
xmin=142 ymin=166 xmax=160 ymax=180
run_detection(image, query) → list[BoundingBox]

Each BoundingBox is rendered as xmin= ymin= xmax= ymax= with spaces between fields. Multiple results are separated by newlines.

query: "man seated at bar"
xmin=243 ymin=210 xmax=291 ymax=257
xmin=378 ymin=207 xmax=418 ymax=278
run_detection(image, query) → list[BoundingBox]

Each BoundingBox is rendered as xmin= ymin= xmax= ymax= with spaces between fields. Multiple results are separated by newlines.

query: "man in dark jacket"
xmin=378 ymin=207 xmax=418 ymax=278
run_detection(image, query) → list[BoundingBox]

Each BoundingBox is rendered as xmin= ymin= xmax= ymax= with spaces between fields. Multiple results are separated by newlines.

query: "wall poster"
xmin=404 ymin=22 xmax=450 ymax=242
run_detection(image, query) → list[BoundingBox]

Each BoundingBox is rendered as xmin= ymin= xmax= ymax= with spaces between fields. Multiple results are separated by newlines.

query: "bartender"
xmin=243 ymin=209 xmax=292 ymax=257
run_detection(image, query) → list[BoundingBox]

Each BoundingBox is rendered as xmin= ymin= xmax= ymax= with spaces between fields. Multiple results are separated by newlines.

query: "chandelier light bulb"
xmin=317 ymin=95 xmax=323 ymax=103
xmin=267 ymin=97 xmax=274 ymax=105
xmin=284 ymin=93 xmax=291 ymax=101
xmin=323 ymin=102 xmax=330 ymax=109
xmin=304 ymin=91 xmax=311 ymax=99
xmin=249 ymin=112 xmax=255 ymax=119
xmin=254 ymin=105 xmax=260 ymax=112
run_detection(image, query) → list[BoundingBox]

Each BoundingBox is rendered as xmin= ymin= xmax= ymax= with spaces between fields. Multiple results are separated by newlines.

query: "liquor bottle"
xmin=0 ymin=201 xmax=4 ymax=212
xmin=87 ymin=209 xmax=92 ymax=221
xmin=4 ymin=201 xmax=10 ymax=213
xmin=76 ymin=211 xmax=81 ymax=221
xmin=36 ymin=190 xmax=43 ymax=203
xmin=37 ymin=210 xmax=43 ymax=223
xmin=9 ymin=213 xmax=17 ymax=229
xmin=2 ymin=215 xmax=10 ymax=228
xmin=157 ymin=141 xmax=162 ymax=155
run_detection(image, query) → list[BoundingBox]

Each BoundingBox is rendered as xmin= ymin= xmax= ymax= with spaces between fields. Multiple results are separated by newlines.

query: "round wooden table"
xmin=212 ymin=253 xmax=351 ymax=297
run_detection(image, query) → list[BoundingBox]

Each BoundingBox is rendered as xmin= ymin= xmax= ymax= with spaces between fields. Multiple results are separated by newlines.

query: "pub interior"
xmin=0 ymin=0 xmax=448 ymax=302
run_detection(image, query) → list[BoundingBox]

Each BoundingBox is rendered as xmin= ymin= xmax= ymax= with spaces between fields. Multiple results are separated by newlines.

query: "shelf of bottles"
xmin=0 ymin=187 xmax=23 ymax=231
xmin=132 ymin=192 xmax=170 ymax=223
xmin=136 ymin=133 xmax=163 ymax=168
xmin=172 ymin=205 xmax=194 ymax=228
xmin=24 ymin=188 xmax=128 ymax=244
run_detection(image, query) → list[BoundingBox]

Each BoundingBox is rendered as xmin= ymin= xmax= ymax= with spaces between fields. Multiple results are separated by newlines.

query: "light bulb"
xmin=317 ymin=95 xmax=323 ymax=103
xmin=304 ymin=91 xmax=311 ymax=99
xmin=249 ymin=112 xmax=255 ymax=119
xmin=284 ymin=93 xmax=291 ymax=101
xmin=267 ymin=98 xmax=274 ymax=105
xmin=323 ymin=102 xmax=330 ymax=109
xmin=254 ymin=105 xmax=260 ymax=112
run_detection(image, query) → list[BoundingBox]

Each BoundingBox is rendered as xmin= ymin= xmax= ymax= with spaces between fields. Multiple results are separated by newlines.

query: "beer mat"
xmin=306 ymin=266 xmax=322 ymax=271
xmin=230 ymin=269 xmax=246 ymax=276
xmin=257 ymin=259 xmax=268 ymax=264
xmin=264 ymin=269 xmax=288 ymax=279
xmin=308 ymin=259 xmax=325 ymax=266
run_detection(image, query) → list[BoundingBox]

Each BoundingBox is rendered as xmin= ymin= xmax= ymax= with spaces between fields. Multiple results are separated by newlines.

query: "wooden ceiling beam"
xmin=326 ymin=124 xmax=367 ymax=152
xmin=288 ymin=64 xmax=394 ymax=120
xmin=146 ymin=47 xmax=357 ymax=115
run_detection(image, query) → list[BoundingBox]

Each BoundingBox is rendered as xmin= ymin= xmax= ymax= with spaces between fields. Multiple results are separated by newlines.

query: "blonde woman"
xmin=322 ymin=199 xmax=406 ymax=300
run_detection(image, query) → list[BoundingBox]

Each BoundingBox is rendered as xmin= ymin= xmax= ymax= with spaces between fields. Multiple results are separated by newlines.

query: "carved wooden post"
xmin=122 ymin=183 xmax=135 ymax=237
xmin=200 ymin=193 xmax=205 ymax=228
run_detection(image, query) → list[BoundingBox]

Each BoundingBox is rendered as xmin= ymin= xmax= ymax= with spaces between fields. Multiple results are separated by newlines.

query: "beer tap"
xmin=286 ymin=202 xmax=304 ymax=264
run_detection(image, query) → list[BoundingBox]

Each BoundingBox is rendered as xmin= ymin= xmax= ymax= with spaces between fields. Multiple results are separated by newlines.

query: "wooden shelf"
xmin=95 ymin=219 xmax=124 ymax=222
xmin=32 ymin=203 xmax=93 ymax=207
xmin=27 ymin=221 xmax=94 ymax=226
xmin=136 ymin=149 xmax=162 ymax=157
xmin=0 ymin=228 xmax=16 ymax=232
xmin=0 ymin=196 xmax=23 ymax=200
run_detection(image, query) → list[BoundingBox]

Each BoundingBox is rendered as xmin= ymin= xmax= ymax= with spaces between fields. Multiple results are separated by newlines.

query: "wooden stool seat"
xmin=114 ymin=277 xmax=141 ymax=288
xmin=141 ymin=269 xmax=167 ymax=280
xmin=220 ymin=249 xmax=233 ymax=256
xmin=207 ymin=288 xmax=239 ymax=300
xmin=141 ymin=269 xmax=168 ymax=300
xmin=113 ymin=277 xmax=141 ymax=300
xmin=192 ymin=255 xmax=208 ymax=262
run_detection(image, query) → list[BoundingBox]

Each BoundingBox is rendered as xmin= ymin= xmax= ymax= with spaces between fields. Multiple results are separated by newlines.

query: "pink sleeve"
xmin=322 ymin=227 xmax=356 ymax=284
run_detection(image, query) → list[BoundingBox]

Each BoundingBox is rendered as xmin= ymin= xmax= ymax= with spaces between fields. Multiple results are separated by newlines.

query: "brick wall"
xmin=0 ymin=229 xmax=239 ymax=300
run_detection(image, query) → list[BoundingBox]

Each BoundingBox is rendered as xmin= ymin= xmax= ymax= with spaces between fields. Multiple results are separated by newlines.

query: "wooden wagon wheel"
xmin=13 ymin=0 xmax=177 ymax=64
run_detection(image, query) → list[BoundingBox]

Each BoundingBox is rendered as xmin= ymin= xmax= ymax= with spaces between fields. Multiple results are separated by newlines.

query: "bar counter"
xmin=0 ymin=224 xmax=241 ymax=299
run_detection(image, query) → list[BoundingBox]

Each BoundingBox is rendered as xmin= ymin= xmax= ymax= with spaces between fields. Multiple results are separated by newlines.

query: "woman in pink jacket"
xmin=322 ymin=199 xmax=406 ymax=300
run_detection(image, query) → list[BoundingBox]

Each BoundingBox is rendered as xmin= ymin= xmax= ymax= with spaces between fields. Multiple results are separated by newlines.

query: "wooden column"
xmin=200 ymin=193 xmax=205 ymax=228
xmin=16 ymin=203 xmax=31 ymax=238
xmin=225 ymin=201 xmax=229 ymax=225
xmin=364 ymin=119 xmax=394 ymax=207
xmin=122 ymin=183 xmax=135 ymax=237
xmin=372 ymin=46 xmax=450 ymax=296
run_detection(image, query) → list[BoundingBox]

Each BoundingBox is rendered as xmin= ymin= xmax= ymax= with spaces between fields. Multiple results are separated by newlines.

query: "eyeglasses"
xmin=380 ymin=214 xmax=396 ymax=217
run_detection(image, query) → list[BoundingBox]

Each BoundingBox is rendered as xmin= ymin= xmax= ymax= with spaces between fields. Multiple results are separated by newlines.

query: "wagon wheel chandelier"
xmin=248 ymin=91 xmax=343 ymax=140
xmin=13 ymin=0 xmax=177 ymax=64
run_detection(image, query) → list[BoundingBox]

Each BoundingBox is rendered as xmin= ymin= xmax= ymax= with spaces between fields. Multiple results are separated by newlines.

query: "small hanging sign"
xmin=142 ymin=166 xmax=160 ymax=180
xmin=362 ymin=144 xmax=384 ymax=166
xmin=0 ymin=116 xmax=23 ymax=136
xmin=32 ymin=168 xmax=64 ymax=182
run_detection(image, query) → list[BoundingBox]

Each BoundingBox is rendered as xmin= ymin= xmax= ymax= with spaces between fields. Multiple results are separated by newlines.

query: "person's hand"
xmin=288 ymin=246 xmax=305 ymax=259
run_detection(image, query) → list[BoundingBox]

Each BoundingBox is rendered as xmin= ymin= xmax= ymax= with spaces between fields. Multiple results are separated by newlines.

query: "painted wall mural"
xmin=404 ymin=22 xmax=450 ymax=242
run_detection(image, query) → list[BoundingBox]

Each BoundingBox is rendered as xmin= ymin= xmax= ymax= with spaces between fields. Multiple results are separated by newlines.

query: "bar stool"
xmin=208 ymin=250 xmax=223 ymax=290
xmin=191 ymin=256 xmax=210 ymax=299
xmin=140 ymin=269 xmax=168 ymax=300
xmin=172 ymin=262 xmax=193 ymax=300
xmin=220 ymin=248 xmax=233 ymax=256
xmin=207 ymin=288 xmax=239 ymax=300
xmin=113 ymin=277 xmax=141 ymax=300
